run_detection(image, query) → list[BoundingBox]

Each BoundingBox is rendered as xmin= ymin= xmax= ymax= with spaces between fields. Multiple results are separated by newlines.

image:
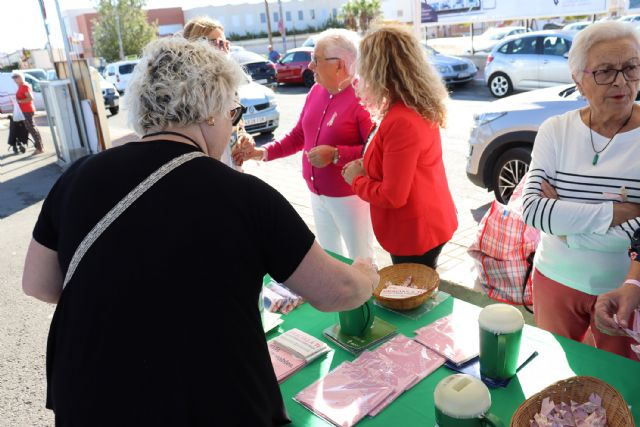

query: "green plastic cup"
xmin=434 ymin=374 xmax=504 ymax=427
xmin=338 ymin=300 xmax=374 ymax=337
xmin=478 ymin=304 xmax=524 ymax=381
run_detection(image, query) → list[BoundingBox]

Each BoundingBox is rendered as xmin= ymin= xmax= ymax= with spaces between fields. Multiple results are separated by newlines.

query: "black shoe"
xmin=12 ymin=145 xmax=18 ymax=154
xmin=18 ymin=143 xmax=26 ymax=154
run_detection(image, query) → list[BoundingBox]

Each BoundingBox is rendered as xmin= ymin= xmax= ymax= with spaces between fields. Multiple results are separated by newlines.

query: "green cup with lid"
xmin=434 ymin=374 xmax=504 ymax=427
xmin=478 ymin=304 xmax=524 ymax=382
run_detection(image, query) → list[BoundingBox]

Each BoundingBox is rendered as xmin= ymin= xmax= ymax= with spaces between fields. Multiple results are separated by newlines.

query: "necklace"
xmin=588 ymin=107 xmax=633 ymax=166
xmin=142 ymin=131 xmax=203 ymax=153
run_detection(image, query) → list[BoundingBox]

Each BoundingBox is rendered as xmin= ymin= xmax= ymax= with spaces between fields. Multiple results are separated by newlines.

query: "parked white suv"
xmin=104 ymin=59 xmax=139 ymax=93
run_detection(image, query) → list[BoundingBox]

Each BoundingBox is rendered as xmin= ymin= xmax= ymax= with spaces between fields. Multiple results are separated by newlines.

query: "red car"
xmin=275 ymin=47 xmax=314 ymax=87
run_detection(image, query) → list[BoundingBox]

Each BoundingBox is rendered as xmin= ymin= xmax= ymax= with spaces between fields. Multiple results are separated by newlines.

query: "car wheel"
xmin=488 ymin=73 xmax=513 ymax=98
xmin=303 ymin=70 xmax=315 ymax=88
xmin=492 ymin=147 xmax=531 ymax=204
xmin=109 ymin=106 xmax=119 ymax=115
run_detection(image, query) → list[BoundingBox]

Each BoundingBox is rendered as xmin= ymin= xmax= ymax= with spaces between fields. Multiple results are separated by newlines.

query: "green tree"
xmin=341 ymin=0 xmax=381 ymax=33
xmin=340 ymin=1 xmax=359 ymax=31
xmin=92 ymin=0 xmax=157 ymax=62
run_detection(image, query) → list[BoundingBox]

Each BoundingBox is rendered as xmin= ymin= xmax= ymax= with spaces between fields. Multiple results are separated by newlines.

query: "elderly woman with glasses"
xmin=21 ymin=37 xmax=378 ymax=425
xmin=236 ymin=29 xmax=375 ymax=261
xmin=522 ymin=21 xmax=640 ymax=360
xmin=183 ymin=16 xmax=252 ymax=171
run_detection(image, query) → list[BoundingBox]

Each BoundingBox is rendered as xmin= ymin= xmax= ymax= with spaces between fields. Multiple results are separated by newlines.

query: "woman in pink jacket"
xmin=236 ymin=29 xmax=374 ymax=260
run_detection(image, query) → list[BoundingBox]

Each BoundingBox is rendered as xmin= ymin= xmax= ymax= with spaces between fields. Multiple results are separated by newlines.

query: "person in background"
xmin=342 ymin=24 xmax=457 ymax=269
xmin=522 ymin=21 xmax=640 ymax=360
xmin=21 ymin=36 xmax=378 ymax=426
xmin=13 ymin=71 xmax=43 ymax=154
xmin=235 ymin=29 xmax=375 ymax=261
xmin=268 ymin=44 xmax=281 ymax=63
xmin=182 ymin=16 xmax=252 ymax=170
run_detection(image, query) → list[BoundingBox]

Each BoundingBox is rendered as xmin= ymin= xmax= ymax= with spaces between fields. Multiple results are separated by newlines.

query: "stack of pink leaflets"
xmin=268 ymin=328 xmax=331 ymax=383
xmin=413 ymin=314 xmax=479 ymax=366
xmin=294 ymin=335 xmax=444 ymax=426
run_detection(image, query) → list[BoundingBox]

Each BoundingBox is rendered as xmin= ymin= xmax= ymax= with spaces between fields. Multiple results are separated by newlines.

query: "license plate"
xmin=244 ymin=117 xmax=267 ymax=126
xmin=458 ymin=72 xmax=471 ymax=79
xmin=256 ymin=79 xmax=268 ymax=84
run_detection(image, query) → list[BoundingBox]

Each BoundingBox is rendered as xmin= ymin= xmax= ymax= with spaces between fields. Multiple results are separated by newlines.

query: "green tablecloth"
xmin=271 ymin=294 xmax=640 ymax=426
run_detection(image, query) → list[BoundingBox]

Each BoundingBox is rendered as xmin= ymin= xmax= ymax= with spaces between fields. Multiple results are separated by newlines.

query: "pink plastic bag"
xmin=467 ymin=179 xmax=539 ymax=306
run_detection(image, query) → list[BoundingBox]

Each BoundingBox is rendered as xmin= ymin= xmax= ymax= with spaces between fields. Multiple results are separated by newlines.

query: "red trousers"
xmin=532 ymin=268 xmax=638 ymax=361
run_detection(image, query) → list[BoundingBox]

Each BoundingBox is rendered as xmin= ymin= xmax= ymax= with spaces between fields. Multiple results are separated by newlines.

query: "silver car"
xmin=466 ymin=84 xmax=586 ymax=202
xmin=423 ymin=45 xmax=478 ymax=85
xmin=485 ymin=30 xmax=575 ymax=98
xmin=239 ymin=77 xmax=279 ymax=135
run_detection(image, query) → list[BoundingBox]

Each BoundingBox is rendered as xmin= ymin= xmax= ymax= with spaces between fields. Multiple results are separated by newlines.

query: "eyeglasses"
xmin=310 ymin=55 xmax=341 ymax=66
xmin=207 ymin=38 xmax=230 ymax=51
xmin=584 ymin=65 xmax=640 ymax=85
xmin=230 ymin=104 xmax=246 ymax=126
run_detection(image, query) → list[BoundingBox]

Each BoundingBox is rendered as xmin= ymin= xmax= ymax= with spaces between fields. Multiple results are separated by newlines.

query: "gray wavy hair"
xmin=315 ymin=28 xmax=360 ymax=77
xmin=126 ymin=37 xmax=245 ymax=135
xmin=569 ymin=21 xmax=640 ymax=82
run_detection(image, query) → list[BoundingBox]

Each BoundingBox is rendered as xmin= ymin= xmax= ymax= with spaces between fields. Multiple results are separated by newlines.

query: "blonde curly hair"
xmin=126 ymin=37 xmax=245 ymax=135
xmin=182 ymin=16 xmax=224 ymax=40
xmin=357 ymin=24 xmax=448 ymax=127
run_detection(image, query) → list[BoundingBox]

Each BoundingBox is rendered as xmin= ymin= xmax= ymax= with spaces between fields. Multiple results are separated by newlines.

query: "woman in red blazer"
xmin=342 ymin=24 xmax=458 ymax=268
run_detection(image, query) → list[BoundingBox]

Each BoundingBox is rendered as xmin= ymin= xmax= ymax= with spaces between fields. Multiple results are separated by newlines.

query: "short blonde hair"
xmin=357 ymin=24 xmax=448 ymax=127
xmin=126 ymin=37 xmax=245 ymax=135
xmin=183 ymin=16 xmax=224 ymax=41
xmin=315 ymin=28 xmax=360 ymax=77
xmin=569 ymin=21 xmax=640 ymax=82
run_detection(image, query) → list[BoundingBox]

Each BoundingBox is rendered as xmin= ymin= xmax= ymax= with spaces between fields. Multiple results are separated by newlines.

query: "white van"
xmin=0 ymin=72 xmax=45 ymax=114
xmin=104 ymin=59 xmax=139 ymax=93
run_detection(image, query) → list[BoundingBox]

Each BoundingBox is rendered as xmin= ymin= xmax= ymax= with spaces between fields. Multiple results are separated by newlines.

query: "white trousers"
xmin=310 ymin=193 xmax=374 ymax=260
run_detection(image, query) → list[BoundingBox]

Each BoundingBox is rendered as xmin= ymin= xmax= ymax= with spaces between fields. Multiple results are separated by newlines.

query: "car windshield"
xmin=423 ymin=45 xmax=439 ymax=56
xmin=482 ymin=27 xmax=512 ymax=40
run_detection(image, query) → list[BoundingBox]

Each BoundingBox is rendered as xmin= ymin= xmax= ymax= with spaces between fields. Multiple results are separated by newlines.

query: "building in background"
xmin=184 ymin=0 xmax=341 ymax=38
xmin=64 ymin=7 xmax=184 ymax=60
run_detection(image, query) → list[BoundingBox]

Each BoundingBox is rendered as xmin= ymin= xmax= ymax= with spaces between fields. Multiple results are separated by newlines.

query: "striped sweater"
xmin=523 ymin=109 xmax=640 ymax=295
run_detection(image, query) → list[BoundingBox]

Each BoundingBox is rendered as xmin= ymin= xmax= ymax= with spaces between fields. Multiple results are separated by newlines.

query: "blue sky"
xmin=0 ymin=0 xmax=264 ymax=54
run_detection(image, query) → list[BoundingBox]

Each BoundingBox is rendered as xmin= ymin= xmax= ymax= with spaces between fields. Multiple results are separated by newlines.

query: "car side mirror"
xmin=563 ymin=52 xmax=569 ymax=59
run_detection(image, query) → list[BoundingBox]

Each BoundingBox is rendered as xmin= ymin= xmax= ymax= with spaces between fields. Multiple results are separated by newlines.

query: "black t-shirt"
xmin=33 ymin=140 xmax=315 ymax=426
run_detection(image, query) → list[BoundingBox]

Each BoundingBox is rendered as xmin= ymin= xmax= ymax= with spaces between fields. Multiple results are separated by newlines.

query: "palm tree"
xmin=340 ymin=1 xmax=358 ymax=31
xmin=351 ymin=0 xmax=382 ymax=32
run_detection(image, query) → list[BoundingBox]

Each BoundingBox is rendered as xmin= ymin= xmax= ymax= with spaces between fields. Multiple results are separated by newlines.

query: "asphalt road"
xmin=0 ymin=78 xmax=495 ymax=425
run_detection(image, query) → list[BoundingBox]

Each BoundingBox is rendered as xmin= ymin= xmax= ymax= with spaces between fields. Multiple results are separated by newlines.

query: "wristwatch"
xmin=332 ymin=147 xmax=339 ymax=165
xmin=629 ymin=228 xmax=640 ymax=262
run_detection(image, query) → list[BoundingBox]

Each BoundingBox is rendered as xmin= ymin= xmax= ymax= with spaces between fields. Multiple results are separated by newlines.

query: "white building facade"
xmin=184 ymin=0 xmax=343 ymax=37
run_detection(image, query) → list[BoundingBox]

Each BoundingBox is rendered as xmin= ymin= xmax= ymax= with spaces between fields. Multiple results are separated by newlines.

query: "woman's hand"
xmin=232 ymin=135 xmax=264 ymax=163
xmin=594 ymin=283 xmax=640 ymax=335
xmin=307 ymin=145 xmax=336 ymax=168
xmin=351 ymin=257 xmax=380 ymax=295
xmin=611 ymin=202 xmax=640 ymax=227
xmin=541 ymin=180 xmax=558 ymax=199
xmin=342 ymin=159 xmax=365 ymax=185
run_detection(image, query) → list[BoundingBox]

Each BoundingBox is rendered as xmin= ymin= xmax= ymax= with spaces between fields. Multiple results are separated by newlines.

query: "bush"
xmin=226 ymin=18 xmax=346 ymax=41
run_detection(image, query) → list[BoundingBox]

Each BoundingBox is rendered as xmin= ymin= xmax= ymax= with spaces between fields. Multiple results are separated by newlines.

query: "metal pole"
xmin=264 ymin=0 xmax=273 ymax=48
xmin=53 ymin=0 xmax=91 ymax=152
xmin=277 ymin=0 xmax=287 ymax=52
xmin=36 ymin=0 xmax=55 ymax=67
xmin=113 ymin=0 xmax=125 ymax=60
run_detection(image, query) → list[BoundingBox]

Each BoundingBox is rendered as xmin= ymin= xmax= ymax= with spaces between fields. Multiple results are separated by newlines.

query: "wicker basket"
xmin=510 ymin=376 xmax=634 ymax=427
xmin=373 ymin=263 xmax=439 ymax=311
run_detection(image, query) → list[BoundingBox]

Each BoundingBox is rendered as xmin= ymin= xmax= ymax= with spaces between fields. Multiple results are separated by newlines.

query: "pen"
xmin=515 ymin=350 xmax=539 ymax=373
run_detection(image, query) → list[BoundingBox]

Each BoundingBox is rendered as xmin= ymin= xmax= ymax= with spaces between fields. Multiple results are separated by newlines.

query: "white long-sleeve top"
xmin=522 ymin=109 xmax=640 ymax=295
